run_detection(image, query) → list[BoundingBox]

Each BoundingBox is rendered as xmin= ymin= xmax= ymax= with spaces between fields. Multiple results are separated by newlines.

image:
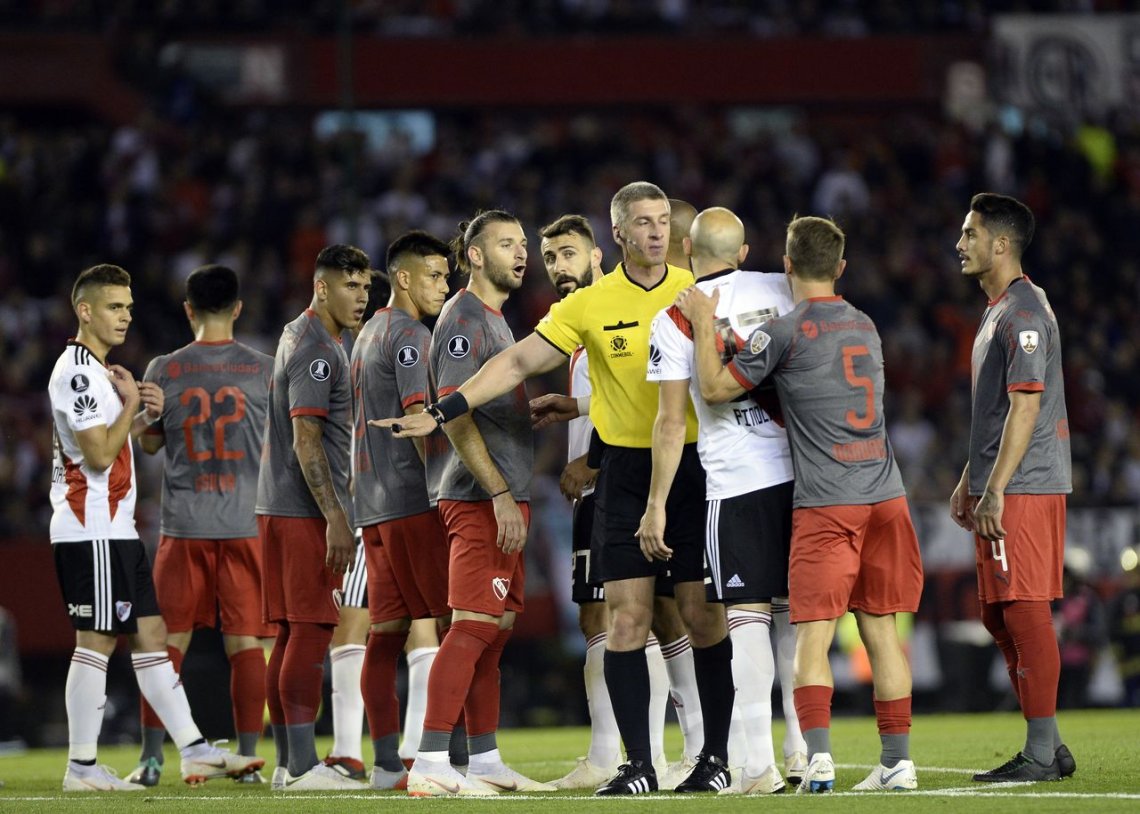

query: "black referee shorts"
xmin=591 ymin=444 xmax=705 ymax=584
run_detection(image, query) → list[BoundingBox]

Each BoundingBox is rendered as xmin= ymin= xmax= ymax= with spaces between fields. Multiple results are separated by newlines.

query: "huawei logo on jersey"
xmin=491 ymin=577 xmax=510 ymax=601
xmin=72 ymin=395 xmax=98 ymax=419
xmin=649 ymin=344 xmax=662 ymax=367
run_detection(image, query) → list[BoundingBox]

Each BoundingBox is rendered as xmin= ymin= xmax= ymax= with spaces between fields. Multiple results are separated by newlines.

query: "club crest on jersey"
xmin=800 ymin=321 xmax=819 ymax=340
xmin=167 ymin=360 xmax=182 ymax=378
xmin=749 ymin=330 xmax=772 ymax=354
xmin=448 ymin=336 xmax=470 ymax=358
xmin=115 ymin=600 xmax=133 ymax=622
xmin=310 ymin=358 xmax=331 ymax=381
xmin=491 ymin=577 xmax=510 ymax=601
xmin=1019 ymin=330 xmax=1039 ymax=354
xmin=72 ymin=394 xmax=98 ymax=420
xmin=397 ymin=345 xmax=420 ymax=367
xmin=70 ymin=373 xmax=90 ymax=393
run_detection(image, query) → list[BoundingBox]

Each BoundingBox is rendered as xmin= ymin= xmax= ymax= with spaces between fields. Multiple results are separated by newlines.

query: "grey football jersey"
xmin=728 ymin=296 xmax=905 ymax=508
xmin=256 ymin=309 xmax=354 ymax=521
xmin=968 ymin=277 xmax=1071 ymax=495
xmin=144 ymin=341 xmax=271 ymax=538
xmin=426 ymin=289 xmax=533 ymax=504
xmin=352 ymin=307 xmax=433 ymax=525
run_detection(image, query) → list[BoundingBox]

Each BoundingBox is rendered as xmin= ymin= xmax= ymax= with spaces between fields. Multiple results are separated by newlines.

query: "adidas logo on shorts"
xmin=726 ymin=574 xmax=745 ymax=588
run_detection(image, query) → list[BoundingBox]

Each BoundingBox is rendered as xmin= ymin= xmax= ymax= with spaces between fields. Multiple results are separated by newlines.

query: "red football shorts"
xmin=154 ymin=535 xmax=276 ymax=637
xmin=974 ymin=493 xmax=1066 ymax=603
xmin=437 ymin=500 xmax=528 ymax=617
xmin=258 ymin=515 xmax=341 ymax=625
xmin=789 ymin=496 xmax=924 ymax=623
xmin=362 ymin=511 xmax=450 ymax=624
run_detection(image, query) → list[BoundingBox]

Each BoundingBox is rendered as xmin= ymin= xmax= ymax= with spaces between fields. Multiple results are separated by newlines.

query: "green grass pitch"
xmin=2 ymin=710 xmax=1138 ymax=812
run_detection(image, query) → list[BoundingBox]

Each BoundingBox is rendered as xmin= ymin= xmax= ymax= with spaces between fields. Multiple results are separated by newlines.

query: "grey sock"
xmin=1050 ymin=719 xmax=1062 ymax=751
xmin=372 ymin=733 xmax=403 ymax=772
xmin=271 ymin=724 xmax=289 ymax=769
xmin=420 ymin=729 xmax=451 ymax=753
xmin=285 ymin=722 xmax=318 ymax=778
xmin=140 ymin=727 xmax=165 ymax=763
xmin=468 ymin=732 xmax=497 ymax=757
xmin=238 ymin=732 xmax=259 ymax=758
xmin=880 ymin=734 xmax=909 ymax=768
xmin=804 ymin=727 xmax=831 ymax=760
xmin=1025 ymin=717 xmax=1056 ymax=765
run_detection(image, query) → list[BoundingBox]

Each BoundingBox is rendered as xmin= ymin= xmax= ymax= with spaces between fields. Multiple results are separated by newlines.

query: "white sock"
xmin=728 ymin=700 xmax=748 ymax=771
xmin=584 ymin=633 xmax=621 ymax=768
xmin=67 ymin=648 xmax=109 ymax=762
xmin=772 ymin=602 xmax=806 ymax=757
xmin=645 ymin=636 xmax=668 ymax=764
xmin=661 ymin=636 xmax=703 ymax=760
xmin=131 ymin=651 xmax=202 ymax=749
xmin=329 ymin=643 xmax=366 ymax=760
xmin=400 ymin=646 xmax=438 ymax=760
xmin=728 ymin=609 xmax=776 ymax=774
xmin=468 ymin=747 xmax=501 ymax=769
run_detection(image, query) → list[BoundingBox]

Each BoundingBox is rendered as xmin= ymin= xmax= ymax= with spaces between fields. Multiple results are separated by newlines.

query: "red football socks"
xmin=229 ymin=647 xmax=267 ymax=735
xmin=362 ymin=631 xmax=408 ymax=739
xmin=423 ymin=620 xmax=499 ymax=733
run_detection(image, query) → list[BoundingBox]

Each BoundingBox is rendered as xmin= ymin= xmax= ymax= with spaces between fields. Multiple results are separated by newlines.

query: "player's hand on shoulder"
xmin=635 ymin=505 xmax=672 ymax=563
xmin=492 ymin=492 xmax=527 ymax=554
xmin=107 ymin=364 xmax=140 ymax=404
xmin=529 ymin=393 xmax=578 ymax=429
xmin=674 ymin=285 xmax=718 ymax=322
xmin=370 ymin=412 xmax=436 ymax=437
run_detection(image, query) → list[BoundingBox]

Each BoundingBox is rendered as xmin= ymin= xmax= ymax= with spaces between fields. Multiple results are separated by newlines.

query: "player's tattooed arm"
xmin=443 ymin=414 xmax=527 ymax=554
xmin=293 ymin=415 xmax=355 ymax=573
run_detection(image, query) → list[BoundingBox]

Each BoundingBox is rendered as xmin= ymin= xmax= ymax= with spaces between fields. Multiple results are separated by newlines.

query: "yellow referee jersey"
xmin=536 ymin=262 xmax=699 ymax=448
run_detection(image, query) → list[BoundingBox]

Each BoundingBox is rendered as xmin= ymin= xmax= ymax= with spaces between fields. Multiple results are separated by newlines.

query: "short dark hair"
xmin=970 ymin=193 xmax=1035 ymax=257
xmin=386 ymin=230 xmax=452 ymax=278
xmin=72 ymin=264 xmax=130 ymax=308
xmin=539 ymin=214 xmax=596 ymax=247
xmin=450 ymin=210 xmax=518 ymax=274
xmin=315 ymin=244 xmax=371 ymax=277
xmin=186 ymin=264 xmax=239 ymax=313
xmin=610 ymin=181 xmax=668 ymax=228
xmin=786 ymin=216 xmax=845 ymax=281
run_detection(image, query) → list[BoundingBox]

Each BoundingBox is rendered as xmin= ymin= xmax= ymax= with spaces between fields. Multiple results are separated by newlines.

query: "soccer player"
xmin=127 ymin=265 xmax=275 ymax=786
xmin=643 ymin=207 xmax=806 ymax=794
xmin=666 ymin=199 xmax=698 ymax=269
xmin=673 ymin=215 xmax=924 ymax=794
xmin=49 ymin=264 xmax=263 ymax=791
xmin=256 ymin=244 xmax=371 ymax=790
xmin=351 ymin=230 xmax=455 ymax=790
xmin=950 ymin=193 xmax=1076 ymax=782
xmin=376 ymin=183 xmax=733 ymax=796
xmin=392 ymin=211 xmax=553 ymax=797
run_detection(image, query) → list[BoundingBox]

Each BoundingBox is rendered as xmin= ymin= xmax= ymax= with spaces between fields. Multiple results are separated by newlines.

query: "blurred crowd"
xmin=4 ymin=93 xmax=1140 ymax=535
xmin=0 ymin=0 xmax=1129 ymax=37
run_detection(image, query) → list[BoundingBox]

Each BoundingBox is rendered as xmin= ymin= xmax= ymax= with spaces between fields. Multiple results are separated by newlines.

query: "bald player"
xmin=666 ymin=200 xmax=698 ymax=270
xmin=641 ymin=208 xmax=806 ymax=794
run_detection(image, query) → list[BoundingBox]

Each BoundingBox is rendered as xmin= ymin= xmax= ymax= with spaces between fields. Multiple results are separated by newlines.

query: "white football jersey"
xmin=566 ymin=347 xmax=595 ymax=498
xmin=48 ymin=342 xmax=138 ymax=542
xmin=648 ymin=269 xmax=794 ymax=500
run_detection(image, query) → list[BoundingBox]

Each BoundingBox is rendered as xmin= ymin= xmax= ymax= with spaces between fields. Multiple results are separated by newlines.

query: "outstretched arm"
xmin=372 ymin=333 xmax=567 ymax=437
